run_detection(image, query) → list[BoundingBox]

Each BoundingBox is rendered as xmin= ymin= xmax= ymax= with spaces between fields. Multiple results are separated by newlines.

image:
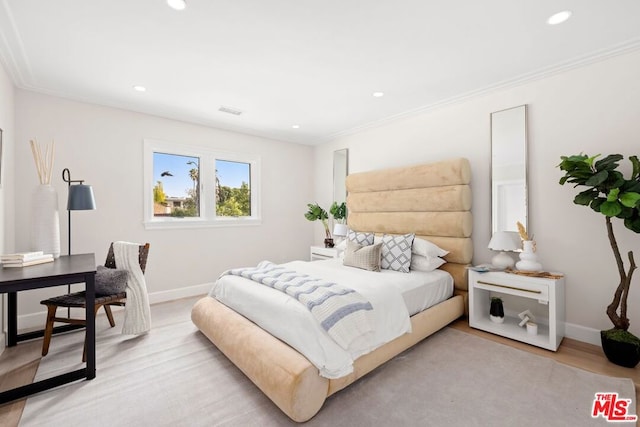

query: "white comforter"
xmin=211 ymin=259 xmax=412 ymax=379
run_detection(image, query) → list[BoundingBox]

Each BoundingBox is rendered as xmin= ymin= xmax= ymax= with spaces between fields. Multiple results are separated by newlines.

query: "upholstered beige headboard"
xmin=345 ymin=158 xmax=472 ymax=292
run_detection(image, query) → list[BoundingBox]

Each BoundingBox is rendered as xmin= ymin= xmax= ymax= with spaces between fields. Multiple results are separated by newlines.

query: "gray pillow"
xmin=95 ymin=265 xmax=129 ymax=296
xmin=343 ymin=240 xmax=382 ymax=272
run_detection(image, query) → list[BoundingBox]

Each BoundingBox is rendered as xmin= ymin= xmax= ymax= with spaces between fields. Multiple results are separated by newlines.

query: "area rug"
xmin=20 ymin=299 xmax=636 ymax=426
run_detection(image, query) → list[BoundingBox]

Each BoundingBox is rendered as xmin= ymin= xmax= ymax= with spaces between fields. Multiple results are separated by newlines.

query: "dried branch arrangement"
xmin=30 ymin=139 xmax=55 ymax=185
xmin=516 ymin=221 xmax=529 ymax=241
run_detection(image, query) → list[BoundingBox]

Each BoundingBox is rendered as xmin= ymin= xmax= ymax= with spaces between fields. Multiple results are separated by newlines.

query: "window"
xmin=144 ymin=139 xmax=260 ymax=229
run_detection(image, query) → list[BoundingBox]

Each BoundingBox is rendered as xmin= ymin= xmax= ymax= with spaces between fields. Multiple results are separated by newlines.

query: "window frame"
xmin=143 ymin=139 xmax=261 ymax=230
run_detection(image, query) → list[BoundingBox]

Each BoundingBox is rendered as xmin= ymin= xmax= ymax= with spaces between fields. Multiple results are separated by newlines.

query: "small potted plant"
xmin=304 ymin=203 xmax=333 ymax=247
xmin=489 ymin=297 xmax=505 ymax=323
xmin=559 ymin=153 xmax=640 ymax=367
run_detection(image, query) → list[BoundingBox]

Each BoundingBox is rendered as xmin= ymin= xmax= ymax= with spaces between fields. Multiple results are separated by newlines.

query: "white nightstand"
xmin=310 ymin=246 xmax=339 ymax=261
xmin=468 ymin=270 xmax=565 ymax=351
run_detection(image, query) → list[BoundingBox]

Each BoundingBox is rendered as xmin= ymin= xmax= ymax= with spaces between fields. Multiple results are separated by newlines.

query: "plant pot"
xmin=324 ymin=238 xmax=334 ymax=248
xmin=601 ymin=329 xmax=640 ymax=368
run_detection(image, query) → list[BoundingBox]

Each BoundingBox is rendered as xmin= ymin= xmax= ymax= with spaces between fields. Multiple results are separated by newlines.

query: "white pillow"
xmin=412 ymin=237 xmax=449 ymax=258
xmin=381 ymin=233 xmax=415 ymax=273
xmin=410 ymin=254 xmax=446 ymax=272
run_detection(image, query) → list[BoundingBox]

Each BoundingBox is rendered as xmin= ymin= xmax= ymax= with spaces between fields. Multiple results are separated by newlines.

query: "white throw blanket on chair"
xmin=114 ymin=241 xmax=151 ymax=335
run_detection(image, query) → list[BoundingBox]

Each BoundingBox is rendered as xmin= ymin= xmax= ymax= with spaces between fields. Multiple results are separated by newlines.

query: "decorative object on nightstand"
xmin=487 ymin=231 xmax=521 ymax=270
xmin=515 ymin=222 xmax=542 ymax=272
xmin=304 ymin=203 xmax=333 ymax=248
xmin=29 ymin=139 xmax=61 ymax=258
xmin=489 ymin=297 xmax=504 ymax=323
xmin=559 ymin=153 xmax=640 ymax=367
xmin=332 ymin=223 xmax=348 ymax=245
xmin=518 ymin=309 xmax=533 ymax=326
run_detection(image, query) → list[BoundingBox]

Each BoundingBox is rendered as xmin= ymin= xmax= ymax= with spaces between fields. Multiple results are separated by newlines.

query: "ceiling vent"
xmin=218 ymin=106 xmax=243 ymax=116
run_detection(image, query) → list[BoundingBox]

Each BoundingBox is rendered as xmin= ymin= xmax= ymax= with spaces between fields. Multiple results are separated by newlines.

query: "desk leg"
xmin=7 ymin=292 xmax=17 ymax=346
xmin=85 ymin=274 xmax=96 ymax=379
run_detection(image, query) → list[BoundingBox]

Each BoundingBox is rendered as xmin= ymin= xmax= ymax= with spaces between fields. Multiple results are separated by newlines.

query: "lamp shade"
xmin=333 ymin=223 xmax=349 ymax=237
xmin=488 ymin=231 xmax=521 ymax=252
xmin=67 ymin=184 xmax=96 ymax=210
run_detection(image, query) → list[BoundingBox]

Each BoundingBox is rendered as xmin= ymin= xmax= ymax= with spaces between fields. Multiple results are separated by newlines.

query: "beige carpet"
xmin=20 ymin=298 xmax=636 ymax=426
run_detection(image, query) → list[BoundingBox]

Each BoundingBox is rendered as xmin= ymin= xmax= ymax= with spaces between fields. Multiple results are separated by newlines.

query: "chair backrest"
xmin=104 ymin=243 xmax=150 ymax=273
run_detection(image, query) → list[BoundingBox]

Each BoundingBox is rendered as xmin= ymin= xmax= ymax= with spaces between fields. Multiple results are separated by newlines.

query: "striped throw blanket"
xmin=225 ymin=261 xmax=375 ymax=353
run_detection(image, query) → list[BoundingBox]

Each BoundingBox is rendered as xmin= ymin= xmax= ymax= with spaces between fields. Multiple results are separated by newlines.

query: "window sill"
xmin=143 ymin=217 xmax=262 ymax=230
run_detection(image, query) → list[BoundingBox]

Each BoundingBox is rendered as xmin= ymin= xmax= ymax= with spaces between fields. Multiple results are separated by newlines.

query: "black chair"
xmin=40 ymin=242 xmax=150 ymax=361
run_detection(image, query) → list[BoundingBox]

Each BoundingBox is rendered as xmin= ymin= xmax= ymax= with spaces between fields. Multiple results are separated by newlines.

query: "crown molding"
xmin=324 ymin=38 xmax=640 ymax=143
xmin=0 ymin=0 xmax=34 ymax=86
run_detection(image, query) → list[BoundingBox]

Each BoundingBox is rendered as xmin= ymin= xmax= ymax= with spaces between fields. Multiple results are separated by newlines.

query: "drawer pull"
xmin=477 ymin=280 xmax=542 ymax=294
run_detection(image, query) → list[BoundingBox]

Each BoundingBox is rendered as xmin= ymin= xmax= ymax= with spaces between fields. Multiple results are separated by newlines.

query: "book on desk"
xmin=1 ymin=251 xmax=54 ymax=267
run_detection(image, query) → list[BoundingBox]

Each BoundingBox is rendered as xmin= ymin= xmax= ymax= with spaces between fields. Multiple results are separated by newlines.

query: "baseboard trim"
xmin=10 ymin=283 xmax=604 ymax=348
xmin=14 ymin=282 xmax=213 ymax=333
xmin=565 ymin=322 xmax=601 ymax=346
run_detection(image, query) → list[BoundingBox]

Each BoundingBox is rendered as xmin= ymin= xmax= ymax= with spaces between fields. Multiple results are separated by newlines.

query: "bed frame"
xmin=191 ymin=158 xmax=473 ymax=422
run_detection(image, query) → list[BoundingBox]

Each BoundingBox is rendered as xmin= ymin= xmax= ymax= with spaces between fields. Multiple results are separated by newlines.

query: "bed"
xmin=191 ymin=157 xmax=473 ymax=422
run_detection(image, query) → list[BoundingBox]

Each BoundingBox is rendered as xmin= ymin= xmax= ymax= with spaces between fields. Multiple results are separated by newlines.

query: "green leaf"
xmin=559 ymin=176 xmax=569 ymax=185
xmin=585 ymin=170 xmax=609 ymax=186
xmin=585 ymin=154 xmax=601 ymax=168
xmin=600 ymin=201 xmax=622 ymax=217
xmin=624 ymin=216 xmax=640 ymax=233
xmin=595 ymin=154 xmax=623 ymax=171
xmin=631 ymin=156 xmax=640 ymax=180
xmin=606 ymin=188 xmax=620 ymax=202
xmin=617 ymin=206 xmax=635 ymax=219
xmin=574 ymin=189 xmax=598 ymax=205
xmin=620 ymin=192 xmax=640 ymax=208
xmin=590 ymin=197 xmax=606 ymax=212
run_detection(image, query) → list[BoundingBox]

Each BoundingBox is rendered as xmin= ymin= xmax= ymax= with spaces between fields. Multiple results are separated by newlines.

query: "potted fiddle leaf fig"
xmin=304 ymin=203 xmax=333 ymax=247
xmin=559 ymin=153 xmax=640 ymax=367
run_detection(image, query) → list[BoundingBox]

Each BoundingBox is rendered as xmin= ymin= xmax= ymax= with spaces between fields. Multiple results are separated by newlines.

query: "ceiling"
xmin=1 ymin=1 xmax=640 ymax=145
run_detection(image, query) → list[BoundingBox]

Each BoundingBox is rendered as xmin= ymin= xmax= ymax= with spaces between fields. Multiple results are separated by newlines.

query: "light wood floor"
xmin=1 ymin=312 xmax=638 ymax=426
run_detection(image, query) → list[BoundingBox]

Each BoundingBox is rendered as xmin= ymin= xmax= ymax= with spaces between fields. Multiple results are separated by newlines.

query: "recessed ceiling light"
xmin=133 ymin=85 xmax=146 ymax=92
xmin=547 ymin=10 xmax=572 ymax=25
xmin=292 ymin=125 xmax=300 ymax=129
xmin=167 ymin=0 xmax=186 ymax=11
xmin=372 ymin=92 xmax=384 ymax=97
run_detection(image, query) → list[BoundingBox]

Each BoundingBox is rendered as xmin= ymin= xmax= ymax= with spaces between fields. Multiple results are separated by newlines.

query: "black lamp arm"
xmin=62 ymin=168 xmax=85 ymax=185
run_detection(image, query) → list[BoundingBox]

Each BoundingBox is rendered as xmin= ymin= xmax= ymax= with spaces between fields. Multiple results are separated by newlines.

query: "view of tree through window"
xmin=216 ymin=160 xmax=251 ymax=217
xmin=153 ymin=152 xmax=200 ymax=217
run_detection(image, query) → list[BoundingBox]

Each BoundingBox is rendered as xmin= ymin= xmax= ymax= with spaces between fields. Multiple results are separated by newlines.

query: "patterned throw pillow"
xmin=95 ymin=265 xmax=129 ymax=296
xmin=347 ymin=230 xmax=375 ymax=246
xmin=381 ymin=233 xmax=415 ymax=273
xmin=343 ymin=240 xmax=382 ymax=272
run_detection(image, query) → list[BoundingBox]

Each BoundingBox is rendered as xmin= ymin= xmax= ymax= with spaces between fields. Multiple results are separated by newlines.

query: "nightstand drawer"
xmin=310 ymin=246 xmax=339 ymax=261
xmin=473 ymin=273 xmax=549 ymax=302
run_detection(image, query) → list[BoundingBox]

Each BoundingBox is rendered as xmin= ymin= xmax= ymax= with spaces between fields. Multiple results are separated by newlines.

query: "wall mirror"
xmin=333 ymin=148 xmax=348 ymax=204
xmin=491 ymin=105 xmax=528 ymax=235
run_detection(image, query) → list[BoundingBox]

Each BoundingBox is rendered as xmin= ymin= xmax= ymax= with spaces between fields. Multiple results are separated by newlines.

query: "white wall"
xmin=314 ymin=49 xmax=640 ymax=344
xmin=0 ymin=61 xmax=15 ymax=352
xmin=13 ymin=90 xmax=315 ymax=327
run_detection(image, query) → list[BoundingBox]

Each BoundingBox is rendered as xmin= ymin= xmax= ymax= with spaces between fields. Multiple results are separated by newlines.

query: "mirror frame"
xmin=333 ymin=148 xmax=349 ymax=206
xmin=490 ymin=104 xmax=528 ymax=236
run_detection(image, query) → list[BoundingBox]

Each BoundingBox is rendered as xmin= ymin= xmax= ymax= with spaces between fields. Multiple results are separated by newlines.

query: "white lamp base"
xmin=491 ymin=251 xmax=514 ymax=270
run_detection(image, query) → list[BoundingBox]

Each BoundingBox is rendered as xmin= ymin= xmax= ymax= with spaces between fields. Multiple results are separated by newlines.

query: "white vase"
xmin=30 ymin=185 xmax=61 ymax=258
xmin=516 ymin=240 xmax=541 ymax=272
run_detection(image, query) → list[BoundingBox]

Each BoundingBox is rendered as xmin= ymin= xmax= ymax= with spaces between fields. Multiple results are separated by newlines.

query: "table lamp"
xmin=488 ymin=231 xmax=521 ymax=270
xmin=333 ymin=223 xmax=349 ymax=244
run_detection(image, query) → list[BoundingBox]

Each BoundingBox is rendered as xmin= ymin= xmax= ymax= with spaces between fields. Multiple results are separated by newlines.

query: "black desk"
xmin=0 ymin=253 xmax=96 ymax=403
